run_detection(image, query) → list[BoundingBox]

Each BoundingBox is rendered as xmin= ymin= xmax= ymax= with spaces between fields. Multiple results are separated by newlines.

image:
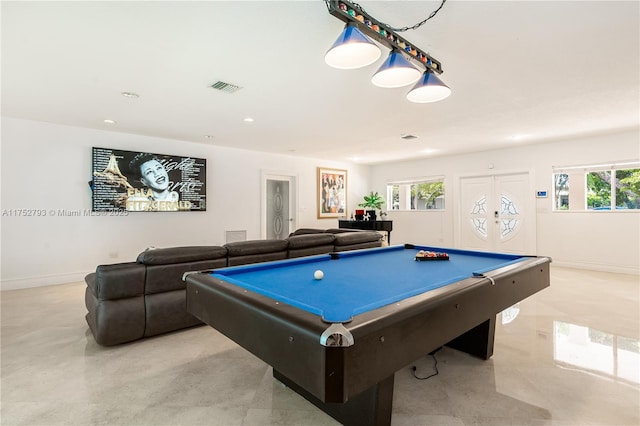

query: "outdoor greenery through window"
xmin=553 ymin=161 xmax=640 ymax=211
xmin=387 ymin=177 xmax=445 ymax=210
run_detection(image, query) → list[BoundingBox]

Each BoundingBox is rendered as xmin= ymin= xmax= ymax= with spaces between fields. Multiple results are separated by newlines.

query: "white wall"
xmin=0 ymin=118 xmax=371 ymax=289
xmin=370 ymin=130 xmax=640 ymax=275
xmin=2 ymin=118 xmax=637 ymax=290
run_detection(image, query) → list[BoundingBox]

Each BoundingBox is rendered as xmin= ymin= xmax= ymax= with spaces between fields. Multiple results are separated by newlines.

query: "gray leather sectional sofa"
xmin=84 ymin=229 xmax=383 ymax=346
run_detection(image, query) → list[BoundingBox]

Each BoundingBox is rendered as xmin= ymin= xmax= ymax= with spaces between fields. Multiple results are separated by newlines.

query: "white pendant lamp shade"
xmin=406 ymin=70 xmax=452 ymax=103
xmin=371 ymin=50 xmax=421 ymax=88
xmin=325 ymin=23 xmax=381 ymax=69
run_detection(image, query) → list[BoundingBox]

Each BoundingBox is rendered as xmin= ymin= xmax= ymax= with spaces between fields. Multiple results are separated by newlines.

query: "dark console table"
xmin=338 ymin=220 xmax=393 ymax=244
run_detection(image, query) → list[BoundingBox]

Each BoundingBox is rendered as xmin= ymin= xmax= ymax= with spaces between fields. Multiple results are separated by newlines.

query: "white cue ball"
xmin=314 ymin=270 xmax=324 ymax=280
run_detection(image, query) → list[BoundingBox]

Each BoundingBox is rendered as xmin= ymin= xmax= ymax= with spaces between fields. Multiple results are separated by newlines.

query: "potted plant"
xmin=358 ymin=192 xmax=385 ymax=221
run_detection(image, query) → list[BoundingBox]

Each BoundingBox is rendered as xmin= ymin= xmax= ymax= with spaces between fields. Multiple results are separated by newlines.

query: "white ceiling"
xmin=2 ymin=1 xmax=639 ymax=165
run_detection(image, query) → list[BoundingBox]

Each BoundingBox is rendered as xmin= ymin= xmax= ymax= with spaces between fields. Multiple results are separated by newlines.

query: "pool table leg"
xmin=273 ymin=369 xmax=394 ymax=426
xmin=446 ymin=317 xmax=496 ymax=360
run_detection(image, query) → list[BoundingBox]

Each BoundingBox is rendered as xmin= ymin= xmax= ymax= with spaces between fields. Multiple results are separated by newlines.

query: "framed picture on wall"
xmin=317 ymin=167 xmax=347 ymax=219
xmin=91 ymin=147 xmax=206 ymax=212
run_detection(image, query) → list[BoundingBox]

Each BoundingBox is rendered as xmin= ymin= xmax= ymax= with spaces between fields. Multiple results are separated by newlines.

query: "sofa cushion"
xmin=136 ymin=246 xmax=228 ymax=265
xmin=325 ymin=228 xmax=360 ymax=234
xmin=85 ymin=289 xmax=145 ymax=346
xmin=145 ymin=258 xmax=228 ymax=294
xmin=288 ymin=228 xmax=328 ymax=236
xmin=333 ymin=241 xmax=382 ymax=252
xmin=224 ymin=239 xmax=289 ymax=256
xmin=227 ymin=252 xmax=289 ymax=267
xmin=144 ymin=290 xmax=202 ymax=337
xmin=86 ymin=262 xmax=146 ymax=300
xmin=287 ymin=233 xmax=335 ymax=249
xmin=333 ymin=231 xmax=383 ymax=246
xmin=288 ymin=245 xmax=335 ymax=258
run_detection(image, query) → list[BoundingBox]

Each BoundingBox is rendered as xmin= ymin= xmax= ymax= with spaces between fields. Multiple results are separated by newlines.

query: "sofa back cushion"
xmin=286 ymin=233 xmax=335 ymax=249
xmin=137 ymin=246 xmax=228 ymax=265
xmin=224 ymin=239 xmax=289 ymax=256
xmin=225 ymin=239 xmax=289 ymax=267
xmin=333 ymin=231 xmax=382 ymax=246
xmin=286 ymin=233 xmax=336 ymax=259
xmin=288 ymin=228 xmax=328 ymax=236
xmin=145 ymin=258 xmax=228 ymax=294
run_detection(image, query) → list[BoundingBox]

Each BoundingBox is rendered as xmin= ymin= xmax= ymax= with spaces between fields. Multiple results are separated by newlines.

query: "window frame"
xmin=386 ymin=176 xmax=446 ymax=212
xmin=552 ymin=161 xmax=640 ymax=212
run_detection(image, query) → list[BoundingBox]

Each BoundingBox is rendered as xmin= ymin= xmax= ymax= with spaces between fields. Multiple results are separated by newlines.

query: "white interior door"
xmin=261 ymin=172 xmax=297 ymax=239
xmin=459 ymin=172 xmax=534 ymax=254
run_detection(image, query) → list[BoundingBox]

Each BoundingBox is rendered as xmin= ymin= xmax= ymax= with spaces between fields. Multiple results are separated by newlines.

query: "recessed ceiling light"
xmin=401 ymin=133 xmax=418 ymax=140
xmin=103 ymin=119 xmax=116 ymax=124
xmin=204 ymin=135 xmax=214 ymax=139
xmin=121 ymin=92 xmax=139 ymax=98
xmin=243 ymin=117 xmax=254 ymax=123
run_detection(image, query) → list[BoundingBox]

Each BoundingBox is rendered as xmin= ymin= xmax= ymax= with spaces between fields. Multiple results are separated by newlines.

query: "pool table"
xmin=185 ymin=244 xmax=550 ymax=425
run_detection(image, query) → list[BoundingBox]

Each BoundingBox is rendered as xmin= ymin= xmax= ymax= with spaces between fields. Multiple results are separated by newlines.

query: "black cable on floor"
xmin=411 ymin=347 xmax=441 ymax=380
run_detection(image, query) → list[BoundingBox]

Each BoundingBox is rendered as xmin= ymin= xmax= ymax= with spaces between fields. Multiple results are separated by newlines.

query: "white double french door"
xmin=458 ymin=172 xmax=535 ymax=254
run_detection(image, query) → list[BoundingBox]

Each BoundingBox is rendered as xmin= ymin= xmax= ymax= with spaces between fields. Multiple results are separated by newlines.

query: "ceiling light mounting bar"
xmin=327 ymin=0 xmax=443 ymax=74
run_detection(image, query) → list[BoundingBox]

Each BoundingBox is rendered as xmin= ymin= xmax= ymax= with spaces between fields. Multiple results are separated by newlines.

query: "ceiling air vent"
xmin=210 ymin=80 xmax=242 ymax=94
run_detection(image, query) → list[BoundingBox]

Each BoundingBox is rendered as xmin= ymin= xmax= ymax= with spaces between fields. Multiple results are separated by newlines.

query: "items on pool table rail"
xmin=415 ymin=250 xmax=449 ymax=261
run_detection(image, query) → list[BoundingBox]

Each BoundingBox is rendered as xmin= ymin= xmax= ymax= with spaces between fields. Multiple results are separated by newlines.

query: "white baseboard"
xmin=1 ymin=271 xmax=91 ymax=291
xmin=551 ymin=261 xmax=640 ymax=276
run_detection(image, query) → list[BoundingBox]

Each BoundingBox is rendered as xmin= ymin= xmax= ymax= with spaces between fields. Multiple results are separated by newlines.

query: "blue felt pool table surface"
xmin=211 ymin=245 xmax=526 ymax=323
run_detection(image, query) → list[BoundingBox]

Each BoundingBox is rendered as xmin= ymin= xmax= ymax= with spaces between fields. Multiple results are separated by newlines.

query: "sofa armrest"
xmin=86 ymin=262 xmax=146 ymax=300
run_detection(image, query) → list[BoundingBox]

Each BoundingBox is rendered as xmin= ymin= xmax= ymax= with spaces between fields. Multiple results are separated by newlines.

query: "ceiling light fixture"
xmin=325 ymin=0 xmax=450 ymax=103
xmin=406 ymin=66 xmax=451 ymax=103
xmin=372 ymin=50 xmax=421 ymax=88
xmin=103 ymin=119 xmax=116 ymax=124
xmin=243 ymin=117 xmax=254 ymax=123
xmin=121 ymin=92 xmax=139 ymax=98
xmin=325 ymin=22 xmax=381 ymax=69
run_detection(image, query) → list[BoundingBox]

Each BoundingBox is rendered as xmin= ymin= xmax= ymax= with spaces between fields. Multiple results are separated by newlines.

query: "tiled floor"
xmin=1 ymin=266 xmax=638 ymax=425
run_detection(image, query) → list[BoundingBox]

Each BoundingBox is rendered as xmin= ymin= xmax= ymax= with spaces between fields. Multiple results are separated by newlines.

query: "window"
xmin=552 ymin=161 xmax=640 ymax=211
xmin=616 ymin=168 xmax=640 ymax=209
xmin=587 ymin=171 xmax=612 ymax=209
xmin=387 ymin=177 xmax=445 ymax=211
xmin=553 ymin=173 xmax=569 ymax=210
